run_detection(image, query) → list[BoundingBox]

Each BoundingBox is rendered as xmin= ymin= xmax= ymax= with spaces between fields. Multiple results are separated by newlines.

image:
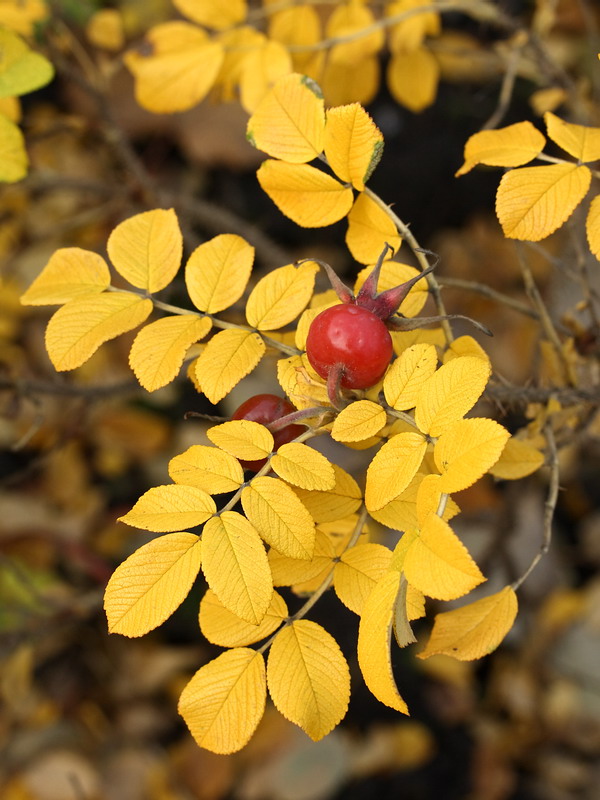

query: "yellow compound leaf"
xmin=414 ymin=356 xmax=491 ymax=437
xmin=119 ymin=484 xmax=216 ymax=532
xmin=544 ymin=111 xmax=600 ymax=162
xmin=104 ymin=532 xmax=202 ymax=637
xmin=0 ymin=28 xmax=54 ymax=98
xmin=242 ymin=476 xmax=316 ymax=559
xmin=194 ymin=329 xmax=266 ymax=404
xmin=45 ymin=292 xmax=152 ymax=372
xmin=334 ymin=543 xmax=393 ymax=615
xmin=267 ymin=620 xmax=350 ymax=740
xmin=125 ymin=22 xmax=224 ymax=113
xmin=496 ymin=163 xmax=591 ymax=241
xmin=357 ymin=571 xmax=409 ymax=713
xmin=207 ymin=420 xmax=274 ymax=461
xmin=346 ymin=192 xmax=402 ymax=264
xmin=456 ymin=121 xmax=546 ymax=177
xmin=327 ymin=0 xmax=384 ymax=66
xmin=488 ymin=436 xmax=545 ymax=480
xmin=129 ymin=315 xmax=211 ymax=392
xmin=169 ymin=444 xmax=244 ymax=494
xmin=0 ymin=113 xmax=26 ymax=182
xmin=294 ymin=464 xmax=362 ymax=523
xmin=403 ymin=513 xmax=485 ymax=600
xmin=354 ymin=260 xmax=428 ymax=318
xmin=365 ymin=432 xmax=427 ymax=512
xmin=435 ymin=418 xmax=510 ymax=494
xmin=418 ymin=586 xmax=518 ymax=660
xmin=201 ymin=512 xmax=272 ymax=625
xmin=384 ymin=343 xmax=438 ymax=411
xmin=246 ymin=72 xmax=324 ymax=162
xmin=269 ymin=529 xmax=335 ymax=586
xmin=257 ymin=160 xmax=354 ymax=228
xmin=324 ymin=104 xmax=383 ymax=191
xmin=172 ymin=0 xmax=247 ymax=29
xmin=185 ymin=234 xmax=254 ymax=314
xmin=442 ymin=334 xmax=490 ymax=364
xmin=20 ymin=248 xmax=110 ymax=306
xmin=321 ymin=54 xmax=379 ymax=107
xmin=387 ymin=48 xmax=439 ymax=113
xmin=586 ymin=193 xmax=600 ymax=260
xmin=199 ymin=588 xmax=288 ymax=647
xmin=0 ymin=0 xmax=48 ymax=37
xmin=246 ymin=261 xmax=318 ymax=331
xmin=331 ymin=400 xmax=387 ymax=443
xmin=386 ymin=0 xmax=440 ymax=54
xmin=271 ymin=443 xmax=335 ymax=491
xmin=268 ymin=5 xmax=321 ymax=75
xmin=107 ymin=208 xmax=182 ymax=293
xmin=179 ymin=648 xmax=266 ymax=754
xmin=239 ymin=39 xmax=292 ymax=114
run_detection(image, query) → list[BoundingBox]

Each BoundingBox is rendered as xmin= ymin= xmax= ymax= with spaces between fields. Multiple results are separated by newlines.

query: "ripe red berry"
xmin=306 ymin=304 xmax=394 ymax=389
xmin=232 ymin=393 xmax=303 ymax=471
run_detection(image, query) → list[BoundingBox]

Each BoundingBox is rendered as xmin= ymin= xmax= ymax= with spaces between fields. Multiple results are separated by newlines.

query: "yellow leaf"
xmin=242 ymin=476 xmax=315 ymax=559
xmin=416 ymin=474 xmax=445 ymax=526
xmin=124 ymin=22 xmax=224 ymax=113
xmin=271 ymin=443 xmax=335 ymax=490
xmin=277 ymin=353 xmax=331 ymax=410
xmin=268 ymin=5 xmax=321 ymax=75
xmin=354 ymin=260 xmax=428 ymax=318
xmin=293 ymin=464 xmax=362 ymax=523
xmin=326 ymin=0 xmax=384 ymax=66
xmin=239 ymin=39 xmax=292 ymax=113
xmin=387 ymin=48 xmax=439 ymax=113
xmin=321 ymin=55 xmax=379 ymax=107
xmin=392 ymin=327 xmax=446 ymax=353
xmin=418 ymin=586 xmax=518 ymax=660
xmin=345 ymin=192 xmax=402 ymax=264
xmin=20 ymin=248 xmax=110 ymax=306
xmin=0 ymin=94 xmax=20 ymax=122
xmin=0 ymin=113 xmax=27 ymax=182
xmin=390 ymin=529 xmax=418 ymax=571
xmin=414 ymin=356 xmax=491 ymax=437
xmin=194 ymin=329 xmax=266 ymax=404
xmin=371 ymin=472 xmax=459 ymax=532
xmin=442 ymin=334 xmax=490 ymax=364
xmin=0 ymin=0 xmax=48 ymax=37
xmin=246 ymin=72 xmax=325 ymax=163
xmin=169 ymin=444 xmax=244 ymax=494
xmin=0 ymin=29 xmax=53 ymax=98
xmin=86 ymin=9 xmax=125 ymax=51
xmin=45 ymin=292 xmax=152 ymax=372
xmin=215 ymin=26 xmax=264 ymax=101
xmin=406 ymin=584 xmax=426 ymax=622
xmin=201 ymin=512 xmax=272 ymax=625
xmin=331 ymin=399 xmax=387 ymax=443
xmin=365 ymin=432 xmax=427 ymax=512
xmin=488 ymin=436 xmax=545 ymax=480
xmin=435 ymin=418 xmax=510 ymax=493
xmin=107 ymin=208 xmax=182 ymax=293
xmin=386 ymin=0 xmax=440 ymax=53
xmin=269 ymin=529 xmax=335 ymax=586
xmin=172 ymin=0 xmax=247 ymax=29
xmin=384 ymin=343 xmax=437 ymax=411
xmin=586 ymin=193 xmax=600 ymax=260
xmin=246 ymin=261 xmax=318 ymax=331
xmin=129 ymin=315 xmax=211 ymax=392
xmin=267 ymin=620 xmax=350 ymax=740
xmin=257 ymin=160 xmax=354 ymax=228
xmin=403 ymin=513 xmax=484 ymax=600
xmin=357 ymin=571 xmax=409 ymax=713
xmin=456 ymin=121 xmax=546 ymax=177
xmin=544 ymin=111 xmax=600 ymax=162
xmin=179 ymin=648 xmax=266 ymax=754
xmin=119 ymin=484 xmax=216 ymax=532
xmin=104 ymin=532 xmax=202 ymax=637
xmin=334 ymin=543 xmax=393 ymax=615
xmin=207 ymin=419 xmax=273 ymax=462
xmin=324 ymin=104 xmax=383 ymax=191
xmin=199 ymin=588 xmax=288 ymax=647
xmin=185 ymin=234 xmax=254 ymax=314
xmin=496 ymin=163 xmax=591 ymax=241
